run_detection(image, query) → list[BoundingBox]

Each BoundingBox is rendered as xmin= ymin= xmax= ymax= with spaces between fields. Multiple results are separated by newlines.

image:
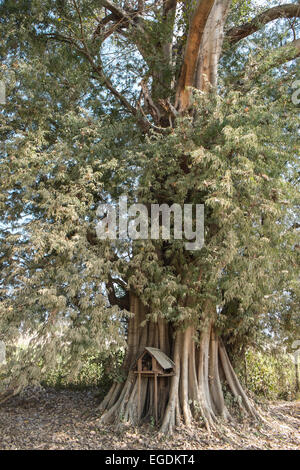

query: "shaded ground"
xmin=0 ymin=387 xmax=299 ymax=450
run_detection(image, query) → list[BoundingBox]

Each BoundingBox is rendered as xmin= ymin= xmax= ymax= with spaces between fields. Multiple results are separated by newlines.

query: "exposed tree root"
xmin=98 ymin=294 xmax=260 ymax=435
xmin=0 ymin=382 xmax=25 ymax=406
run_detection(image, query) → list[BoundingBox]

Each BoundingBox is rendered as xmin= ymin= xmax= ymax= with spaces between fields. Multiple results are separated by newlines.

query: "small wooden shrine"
xmin=133 ymin=347 xmax=176 ymax=422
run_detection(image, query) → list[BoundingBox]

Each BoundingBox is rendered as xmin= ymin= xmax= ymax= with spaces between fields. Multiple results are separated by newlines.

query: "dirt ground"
xmin=0 ymin=387 xmax=299 ymax=450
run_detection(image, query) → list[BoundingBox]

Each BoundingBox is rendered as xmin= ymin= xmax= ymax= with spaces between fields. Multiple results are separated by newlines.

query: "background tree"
xmin=0 ymin=0 xmax=299 ymax=433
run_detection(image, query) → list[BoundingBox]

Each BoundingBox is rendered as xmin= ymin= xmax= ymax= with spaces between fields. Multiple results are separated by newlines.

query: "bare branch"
xmin=107 ymin=276 xmax=129 ymax=309
xmin=161 ymin=0 xmax=177 ymax=64
xmin=100 ymin=0 xmax=131 ymax=20
xmin=163 ymin=0 xmax=177 ymax=18
xmin=226 ymin=3 xmax=300 ymax=45
xmin=72 ymin=0 xmax=84 ymax=40
xmin=99 ymin=0 xmax=144 ymax=31
xmin=89 ymin=62 xmax=139 ymax=116
xmin=140 ymin=78 xmax=161 ymax=122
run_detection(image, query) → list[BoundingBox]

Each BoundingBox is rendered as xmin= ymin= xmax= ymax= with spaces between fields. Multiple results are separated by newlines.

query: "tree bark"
xmin=295 ymin=359 xmax=299 ymax=395
xmin=195 ymin=0 xmax=232 ymax=92
xmin=98 ymin=294 xmax=258 ymax=433
xmin=175 ymin=0 xmax=215 ymax=111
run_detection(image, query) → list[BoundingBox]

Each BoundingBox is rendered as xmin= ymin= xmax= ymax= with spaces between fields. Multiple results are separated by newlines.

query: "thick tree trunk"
xmin=98 ymin=294 xmax=259 ymax=434
xmin=98 ymin=0 xmax=259 ymax=435
xmin=98 ymin=293 xmax=172 ymax=426
xmin=295 ymin=360 xmax=299 ymax=395
xmin=195 ymin=0 xmax=232 ymax=91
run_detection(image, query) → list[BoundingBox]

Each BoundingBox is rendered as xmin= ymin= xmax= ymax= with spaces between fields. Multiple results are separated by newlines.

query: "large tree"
xmin=0 ymin=0 xmax=299 ymax=433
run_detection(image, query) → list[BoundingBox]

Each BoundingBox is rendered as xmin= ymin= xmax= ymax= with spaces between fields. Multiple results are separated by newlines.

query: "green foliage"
xmin=127 ymin=85 xmax=299 ymax=333
xmin=243 ymin=349 xmax=296 ymax=401
xmin=42 ymin=350 xmax=124 ymax=392
xmin=0 ymin=330 xmax=125 ymax=394
xmin=42 ymin=355 xmax=103 ymax=389
xmin=0 ymin=0 xmax=299 ymax=401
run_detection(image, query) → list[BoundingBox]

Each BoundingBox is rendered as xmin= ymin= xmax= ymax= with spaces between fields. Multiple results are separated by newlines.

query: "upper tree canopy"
xmin=0 ymin=0 xmax=299 ymax=392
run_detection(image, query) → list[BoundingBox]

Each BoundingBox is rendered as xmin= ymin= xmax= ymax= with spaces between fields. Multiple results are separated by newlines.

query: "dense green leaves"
xmin=0 ymin=0 xmax=299 ymax=392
